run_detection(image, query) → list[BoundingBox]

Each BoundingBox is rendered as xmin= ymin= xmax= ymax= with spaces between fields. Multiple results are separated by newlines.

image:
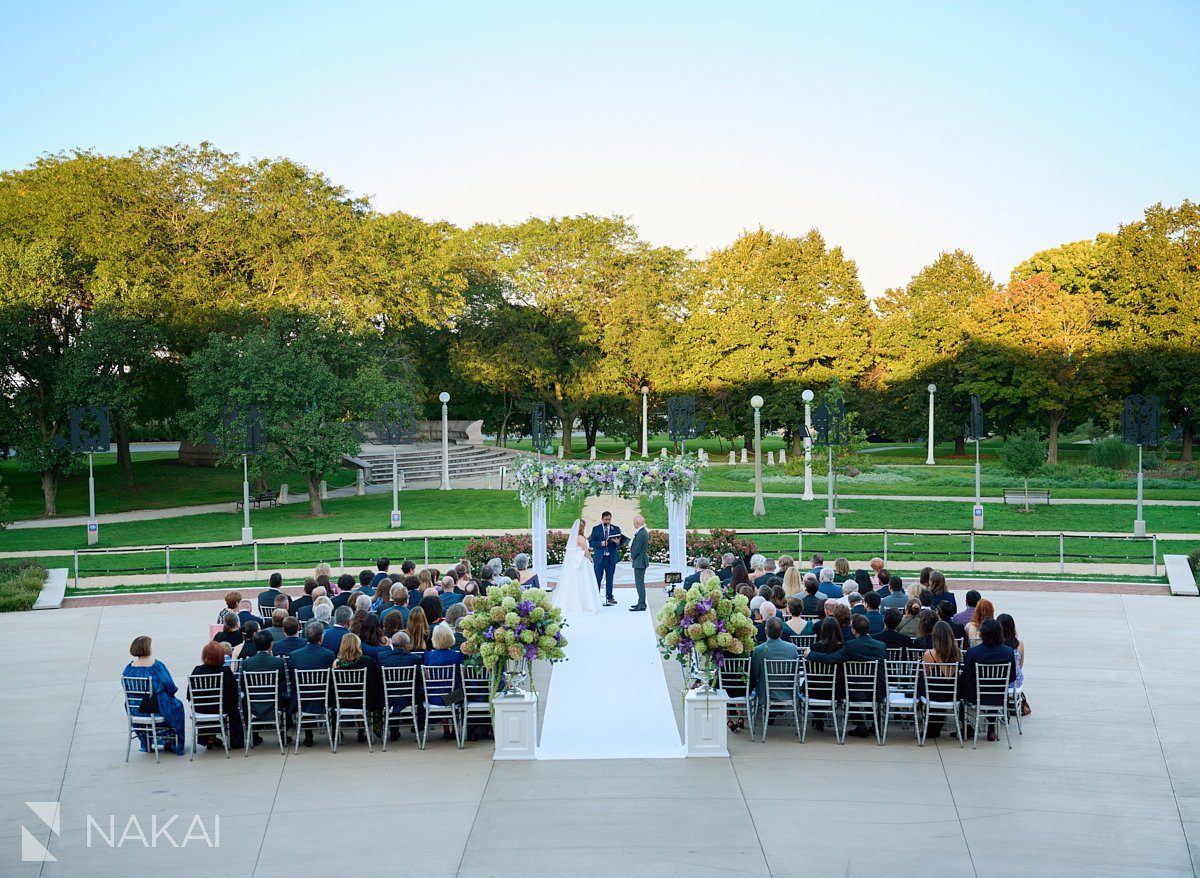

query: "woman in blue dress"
xmin=121 ymin=636 xmax=186 ymax=756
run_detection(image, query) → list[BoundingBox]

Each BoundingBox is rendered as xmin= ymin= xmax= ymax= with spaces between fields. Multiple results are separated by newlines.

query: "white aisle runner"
xmin=537 ymin=607 xmax=685 ymax=759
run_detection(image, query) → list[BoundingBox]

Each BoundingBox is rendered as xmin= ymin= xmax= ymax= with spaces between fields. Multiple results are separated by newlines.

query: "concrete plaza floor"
xmin=1 ymin=587 xmax=1198 ymax=877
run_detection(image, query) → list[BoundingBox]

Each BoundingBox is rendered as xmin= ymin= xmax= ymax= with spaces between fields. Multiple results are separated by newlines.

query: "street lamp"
xmin=751 ymin=395 xmax=766 ymax=516
xmin=641 ymin=386 xmax=649 ymax=458
xmin=439 ymin=391 xmax=451 ymax=491
xmin=801 ymin=389 xmax=814 ymax=500
xmin=926 ymin=383 xmax=937 ymax=466
xmin=241 ymin=453 xmax=253 ymax=544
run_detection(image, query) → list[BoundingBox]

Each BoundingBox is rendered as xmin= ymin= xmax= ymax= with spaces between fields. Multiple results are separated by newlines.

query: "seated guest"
xmin=487 ymin=558 xmax=511 ymax=586
xmin=330 ymin=633 xmax=384 ymax=744
xmin=188 ymin=641 xmax=245 ymax=750
xmin=749 ymin=554 xmax=768 ymax=587
xmin=803 ymin=618 xmax=844 ymax=731
xmin=445 ymin=603 xmax=468 ymax=647
xmin=424 ymin=623 xmax=466 ymax=739
xmin=307 ymin=596 xmax=333 ymax=627
xmin=770 ymin=584 xmax=787 ymax=612
xmin=231 ymin=620 xmax=261 ymax=661
xmin=965 ymin=598 xmax=995 ymax=648
xmin=264 ymin=609 xmax=288 ymax=643
xmin=853 ymin=569 xmax=873 ymax=595
xmin=478 ymin=565 xmax=496 ymax=593
xmin=257 ymin=573 xmax=289 ymax=614
xmin=873 ymin=609 xmax=913 ymax=651
xmin=896 ymin=599 xmax=923 ymax=637
xmin=868 ymin=557 xmax=885 ymax=579
xmin=382 ymin=608 xmax=406 ymax=641
xmin=817 ymin=567 xmax=842 ymax=599
xmin=380 ymin=585 xmax=409 ymax=623
xmin=214 ymin=613 xmax=243 ymax=647
xmin=371 ymin=557 xmax=392 ymax=591
xmin=807 ymin=614 xmax=887 ymax=737
xmin=289 ymin=622 xmax=335 ymax=746
xmin=272 ymin=617 xmax=305 ymax=658
xmin=755 ymin=602 xmax=779 ymax=643
xmin=826 ymin=601 xmax=853 ymax=640
xmin=419 ymin=593 xmax=446 ymax=628
xmin=953 ymin=590 xmax=982 ymax=626
xmin=847 ymin=592 xmax=864 ymax=613
xmin=122 ymin=636 xmax=186 ymax=756
xmin=962 ymin=619 xmax=1016 ymax=741
xmin=217 ymin=591 xmax=242 ymax=624
xmin=296 ymin=587 xmax=323 ymax=622
xmin=997 ymin=613 xmax=1027 ymax=702
xmin=354 ymin=594 xmax=373 ymax=614
xmin=785 ymin=598 xmax=815 ymax=638
xmin=921 ymin=620 xmax=963 ymax=738
xmin=379 ymin=632 xmax=423 ymax=741
xmin=322 ymin=605 xmax=353 ymax=654
xmin=909 ymin=567 xmax=932 ymax=600
xmin=918 ymin=588 xmax=935 ymax=609
xmin=728 ymin=563 xmax=753 ymax=592
xmin=800 ymin=576 xmax=824 ymax=616
xmin=749 ymin=616 xmax=799 ymax=704
xmin=513 ymin=553 xmax=540 ymax=589
xmin=776 ymin=555 xmax=795 ymax=579
xmin=937 ymin=602 xmax=969 ymax=649
xmin=356 ymin=613 xmax=391 ymax=659
xmin=406 ymin=606 xmax=432 ymax=651
xmin=356 ymin=568 xmax=376 ymax=598
xmin=716 ymin=553 xmax=736 ymax=583
xmin=808 ymin=553 xmax=825 ymax=579
xmin=874 ymin=568 xmax=890 ymax=594
xmin=911 ymin=609 xmax=939 ymax=650
xmin=240 ymin=631 xmax=287 ymax=732
xmin=832 ymin=557 xmax=851 ymax=583
xmin=237 ymin=599 xmax=263 ymax=626
xmin=838 ymin=581 xmax=858 ymax=607
xmin=928 ymin=570 xmax=957 ymax=615
xmin=881 ymin=576 xmax=908 ymax=610
xmin=781 ymin=567 xmax=803 ymax=599
xmin=371 ymin=577 xmax=393 ymax=614
xmin=289 ymin=579 xmax=317 ymax=618
xmin=862 ymin=591 xmax=885 ymax=634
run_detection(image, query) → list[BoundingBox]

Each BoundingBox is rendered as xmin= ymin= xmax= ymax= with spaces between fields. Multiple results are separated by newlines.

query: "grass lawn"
xmin=0 ymin=561 xmax=47 ymax=612
xmin=0 ymin=489 xmax=582 ymax=555
xmin=0 ymin=452 xmax=357 ymax=521
xmin=643 ymin=495 xmax=1200 ymax=538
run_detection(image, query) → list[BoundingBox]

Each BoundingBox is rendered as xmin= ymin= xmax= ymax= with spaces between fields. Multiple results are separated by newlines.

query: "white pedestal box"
xmin=493 ymin=692 xmax=539 ymax=760
xmin=684 ymin=689 xmax=730 ymax=757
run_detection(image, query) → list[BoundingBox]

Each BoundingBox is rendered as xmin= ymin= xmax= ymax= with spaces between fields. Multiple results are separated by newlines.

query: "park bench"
xmin=236 ymin=490 xmax=279 ymax=511
xmin=1002 ymin=488 xmax=1050 ymax=505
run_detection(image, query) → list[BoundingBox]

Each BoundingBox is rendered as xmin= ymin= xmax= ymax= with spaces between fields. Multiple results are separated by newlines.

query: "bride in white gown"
xmin=551 ymin=518 xmax=601 ymax=615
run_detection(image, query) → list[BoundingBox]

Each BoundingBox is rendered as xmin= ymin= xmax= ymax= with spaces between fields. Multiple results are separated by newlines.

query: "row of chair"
xmin=715 ymin=656 xmax=1023 ymax=749
xmin=121 ymin=664 xmax=495 ymax=763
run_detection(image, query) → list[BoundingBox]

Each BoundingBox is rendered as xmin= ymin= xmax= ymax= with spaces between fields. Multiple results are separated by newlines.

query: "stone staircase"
xmin=354 ymin=443 xmax=527 ymax=489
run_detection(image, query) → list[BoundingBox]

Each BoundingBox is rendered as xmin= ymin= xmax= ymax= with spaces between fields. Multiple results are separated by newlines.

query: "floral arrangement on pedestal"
xmin=460 ymin=582 xmax=567 ymax=689
xmin=514 ymin=454 xmax=700 ymax=505
xmin=654 ymin=576 xmax=757 ymax=687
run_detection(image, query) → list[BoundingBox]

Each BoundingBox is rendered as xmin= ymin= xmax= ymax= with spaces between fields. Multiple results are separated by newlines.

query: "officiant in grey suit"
xmin=629 ymin=515 xmax=649 ymax=612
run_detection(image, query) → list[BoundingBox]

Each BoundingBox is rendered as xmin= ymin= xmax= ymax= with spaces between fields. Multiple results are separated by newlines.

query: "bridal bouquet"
xmin=460 ymin=582 xmax=568 ymax=678
xmin=655 ymin=577 xmax=756 ymax=680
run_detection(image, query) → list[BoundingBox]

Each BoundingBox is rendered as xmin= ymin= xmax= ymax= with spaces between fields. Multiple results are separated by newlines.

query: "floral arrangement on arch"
xmin=514 ymin=454 xmax=700 ymax=505
xmin=655 ymin=576 xmax=756 ymax=676
xmin=459 ymin=582 xmax=567 ymax=675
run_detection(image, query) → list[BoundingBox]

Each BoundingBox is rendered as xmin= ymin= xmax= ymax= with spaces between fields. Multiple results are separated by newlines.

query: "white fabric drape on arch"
xmin=531 ymin=496 xmax=548 ymax=587
xmin=667 ymin=490 xmax=690 ymax=579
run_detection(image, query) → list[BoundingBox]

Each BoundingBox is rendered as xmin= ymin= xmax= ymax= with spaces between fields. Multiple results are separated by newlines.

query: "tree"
xmin=999 ymin=429 xmax=1046 ymax=512
xmin=962 ymin=274 xmax=1111 ymax=464
xmin=874 ymin=250 xmax=994 ymax=453
xmin=675 ymin=228 xmax=873 ymax=453
xmin=183 ymin=316 xmax=419 ymax=516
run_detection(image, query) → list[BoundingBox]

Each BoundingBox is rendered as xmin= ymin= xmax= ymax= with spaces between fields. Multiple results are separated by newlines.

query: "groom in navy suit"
xmin=589 ymin=512 xmax=627 ymax=606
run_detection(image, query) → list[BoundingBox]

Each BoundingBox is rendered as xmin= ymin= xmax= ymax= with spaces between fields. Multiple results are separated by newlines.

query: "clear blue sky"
xmin=2 ymin=0 xmax=1197 ymax=294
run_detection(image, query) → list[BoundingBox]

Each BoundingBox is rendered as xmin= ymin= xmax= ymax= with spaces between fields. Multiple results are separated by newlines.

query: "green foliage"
xmin=1189 ymin=549 xmax=1200 ymax=576
xmin=0 ymin=562 xmax=47 ymax=613
xmin=1089 ymin=436 xmax=1137 ymax=470
xmin=998 ymin=429 xmax=1048 ymax=510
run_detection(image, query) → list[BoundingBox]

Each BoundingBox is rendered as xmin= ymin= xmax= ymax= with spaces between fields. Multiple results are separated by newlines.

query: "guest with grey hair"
xmin=817 ymin=566 xmax=841 ymax=599
xmin=312 ymin=599 xmax=333 ymax=626
xmin=750 ymin=553 xmax=766 ymax=577
xmin=488 ymin=558 xmax=511 ymax=585
xmin=684 ymin=557 xmax=712 ymax=588
xmin=322 ymin=605 xmax=353 ymax=654
xmin=718 ymin=553 xmax=736 ymax=584
xmin=838 ymin=580 xmax=858 ymax=607
xmin=444 ymin=602 xmax=468 ymax=647
xmin=378 ymin=630 xmax=422 ymax=742
xmin=354 ymin=594 xmax=372 ymax=612
xmin=755 ymin=557 xmax=777 ymax=587
xmin=514 ymin=552 xmax=540 ymax=589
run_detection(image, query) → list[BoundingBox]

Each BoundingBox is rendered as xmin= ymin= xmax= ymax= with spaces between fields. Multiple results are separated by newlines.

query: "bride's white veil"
xmin=562 ymin=518 xmax=583 ymax=567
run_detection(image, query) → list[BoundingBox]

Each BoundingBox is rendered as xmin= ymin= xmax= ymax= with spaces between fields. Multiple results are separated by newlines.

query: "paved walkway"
xmin=5 ymin=589 xmax=1198 ymax=876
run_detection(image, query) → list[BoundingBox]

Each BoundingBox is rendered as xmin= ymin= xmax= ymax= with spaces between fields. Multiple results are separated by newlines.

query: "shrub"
xmin=687 ymin=529 xmax=758 ymax=566
xmin=1089 ymin=436 xmax=1137 ymax=470
xmin=0 ymin=562 xmax=47 ymax=613
xmin=1189 ymin=549 xmax=1200 ymax=576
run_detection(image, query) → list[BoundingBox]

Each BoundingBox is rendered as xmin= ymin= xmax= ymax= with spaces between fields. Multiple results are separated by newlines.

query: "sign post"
xmin=965 ymin=395 xmax=986 ymax=531
xmin=1122 ymin=394 xmax=1160 ymax=538
xmin=211 ymin=404 xmax=266 ymax=545
xmin=68 ymin=406 xmax=110 ymax=546
xmin=812 ymin=399 xmax=849 ymax=534
xmin=373 ymin=403 xmax=417 ymax=528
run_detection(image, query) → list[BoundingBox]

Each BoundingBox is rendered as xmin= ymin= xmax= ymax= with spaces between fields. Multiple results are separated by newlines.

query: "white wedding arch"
xmin=513 ymin=455 xmax=701 ymax=586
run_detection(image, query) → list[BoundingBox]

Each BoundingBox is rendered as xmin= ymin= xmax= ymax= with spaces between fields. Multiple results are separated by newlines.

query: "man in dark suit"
xmin=800 ymin=577 xmax=824 ymax=616
xmin=588 ymin=511 xmax=627 ymax=606
xmin=937 ymin=602 xmax=970 ymax=650
xmin=749 ymin=617 xmax=799 ymax=704
xmin=288 ymin=622 xmax=335 ymax=745
xmin=370 ymin=558 xmax=392 ymax=591
xmin=881 ymin=576 xmax=908 ymax=610
xmin=961 ymin=619 xmax=1016 ymax=742
xmin=872 ymin=609 xmax=913 ymax=651
xmin=257 ymin=573 xmax=289 ymax=615
xmin=683 ymin=558 xmax=712 ymax=588
xmin=322 ymin=605 xmax=353 ymax=655
xmin=236 ymin=600 xmax=264 ymax=627
xmin=716 ymin=553 xmax=735 ymax=583
xmin=240 ymin=631 xmax=288 ymax=731
xmin=289 ymin=580 xmax=316 ymax=619
xmin=862 ymin=591 xmax=885 ymax=634
xmin=378 ymin=632 xmax=423 ymax=741
xmin=628 ymin=515 xmax=649 ymax=611
xmin=272 ymin=617 xmax=306 ymax=659
xmin=807 ymin=614 xmax=887 ymax=737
